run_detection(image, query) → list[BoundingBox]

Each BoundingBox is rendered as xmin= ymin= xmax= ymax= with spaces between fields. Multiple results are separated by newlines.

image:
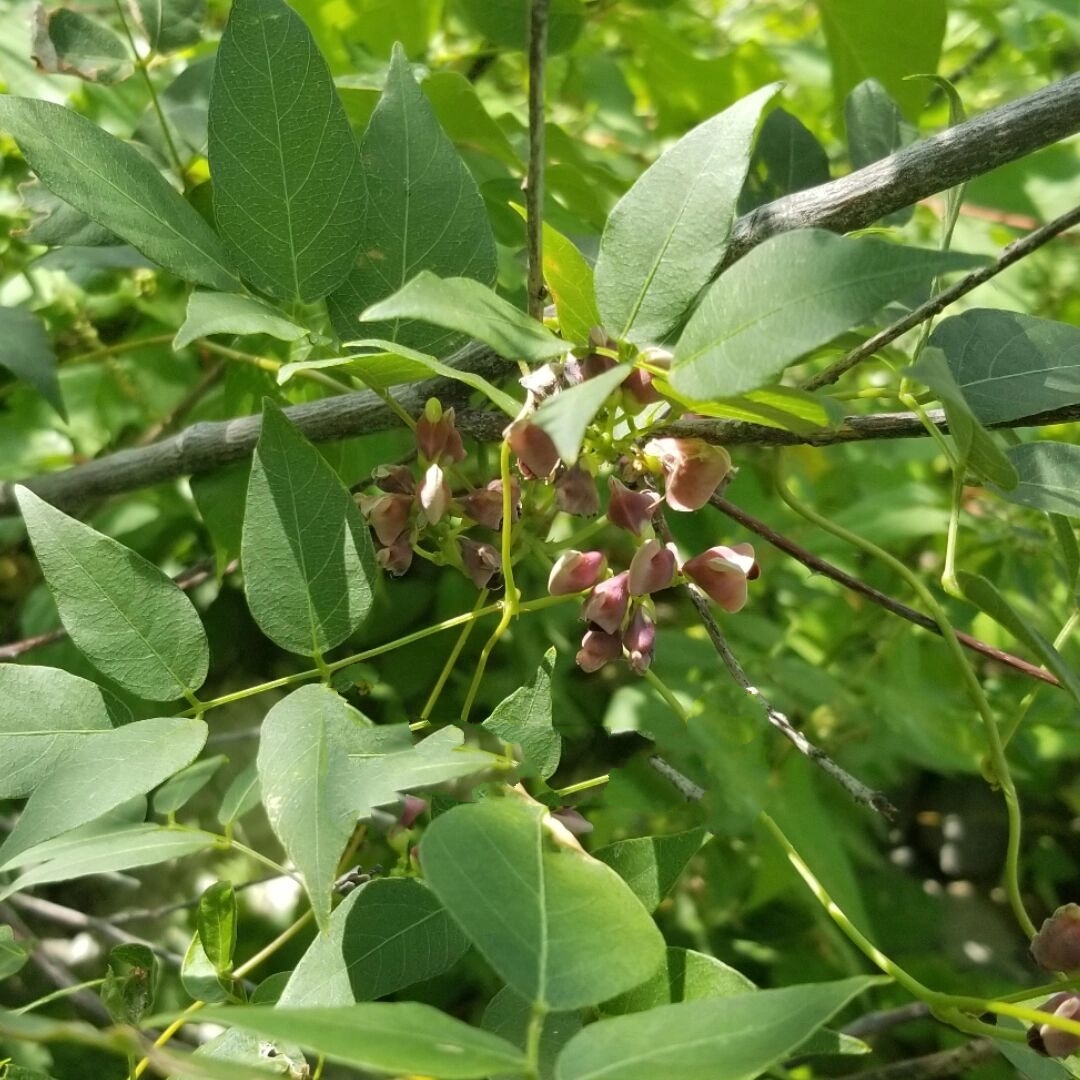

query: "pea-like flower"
xmin=644 ymin=437 xmax=732 ymax=512
xmin=623 ymin=606 xmax=656 ymax=674
xmin=506 ymin=419 xmax=560 ymax=479
xmin=372 ymin=463 xmax=415 ymax=495
xmin=581 ymin=571 xmax=631 ymax=634
xmin=358 ymin=492 xmax=412 ymax=547
xmin=628 ymin=538 xmax=676 ymax=596
xmin=548 ymin=550 xmax=607 ymax=596
xmin=460 ymin=478 xmax=519 ymax=531
xmin=376 ymin=533 xmax=413 ymax=576
xmin=460 ymin=538 xmax=501 ymax=589
xmin=1032 ymin=904 xmax=1080 ymax=974
xmin=556 ymin=464 xmax=600 ymax=517
xmin=682 ymin=543 xmax=758 ymax=613
xmin=416 ymin=399 xmax=465 ymax=466
xmin=576 ymin=628 xmax=622 ymax=673
xmin=607 ymin=477 xmax=661 ymax=536
xmin=1028 ymin=992 xmax=1080 ymax=1058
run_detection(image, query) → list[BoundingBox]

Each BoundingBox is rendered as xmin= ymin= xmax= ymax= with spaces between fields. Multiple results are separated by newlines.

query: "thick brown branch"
xmin=711 ymin=494 xmax=1061 ymax=688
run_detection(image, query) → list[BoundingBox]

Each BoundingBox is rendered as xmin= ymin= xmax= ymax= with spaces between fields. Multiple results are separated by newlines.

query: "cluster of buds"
xmin=1022 ymin=905 xmax=1080 ymax=1057
xmin=357 ymin=399 xmax=516 ymax=587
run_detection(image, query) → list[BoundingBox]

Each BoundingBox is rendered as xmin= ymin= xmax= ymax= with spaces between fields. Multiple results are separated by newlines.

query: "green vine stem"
xmin=774 ymin=453 xmax=1036 ymax=940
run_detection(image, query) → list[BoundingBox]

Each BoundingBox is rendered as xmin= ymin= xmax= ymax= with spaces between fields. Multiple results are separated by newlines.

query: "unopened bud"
xmin=623 ymin=606 xmax=656 ymax=675
xmin=506 ymin=419 xmax=560 ymax=480
xmin=581 ymin=351 xmax=617 ymax=380
xmin=358 ymin=492 xmax=412 ymax=547
xmin=1032 ymin=905 xmax=1080 ymax=974
xmin=682 ymin=543 xmax=758 ymax=613
xmin=376 ymin=533 xmax=413 ymax=576
xmin=581 ymin=571 xmax=630 ymax=635
xmin=548 ymin=550 xmax=607 ymax=596
xmin=416 ymin=399 xmax=465 ymax=465
xmin=460 ymin=538 xmax=501 ymax=590
xmin=460 ymin=478 xmax=518 ymax=531
xmin=607 ymin=478 xmax=661 ymax=536
xmin=1028 ymin=993 xmax=1080 ymax=1058
xmin=418 ymin=463 xmax=451 ymax=526
xmin=622 ymin=366 xmax=663 ymax=409
xmin=555 ymin=464 xmax=600 ymax=517
xmin=628 ymin=539 xmax=676 ymax=596
xmin=576 ymin=628 xmax=622 ymax=673
xmin=644 ymin=437 xmax=732 ymax=512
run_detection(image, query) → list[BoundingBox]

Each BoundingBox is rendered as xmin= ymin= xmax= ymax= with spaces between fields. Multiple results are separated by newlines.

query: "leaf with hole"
xmin=15 ymin=486 xmax=210 ymax=701
xmin=242 ymin=401 xmax=376 ymax=657
xmin=0 ymin=98 xmax=238 ymax=290
xmin=327 ymin=44 xmax=496 ymax=351
xmin=208 ymin=0 xmax=363 ymax=301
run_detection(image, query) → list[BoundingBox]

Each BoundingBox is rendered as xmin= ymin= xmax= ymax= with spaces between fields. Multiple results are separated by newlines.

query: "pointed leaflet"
xmin=532 ymin=366 xmax=630 ymax=465
xmin=930 ymin=309 xmax=1080 ymax=424
xmin=152 ymin=754 xmax=227 ymax=815
xmin=0 ymin=98 xmax=238 ymax=291
xmin=208 ymin=0 xmax=363 ymax=302
xmin=996 ymin=442 xmax=1080 ymax=519
xmin=197 ymin=881 xmax=238 ymax=974
xmin=594 ymin=828 xmax=708 ymax=913
xmin=669 ymin=230 xmax=986 ymax=401
xmin=594 ymin=84 xmax=780 ymax=345
xmin=601 ymin=948 xmax=755 ymax=1015
xmin=0 ymin=665 xmax=131 ymax=799
xmin=421 ymin=797 xmax=666 ymax=1010
xmin=15 ymin=486 xmax=209 ymax=701
xmin=328 ymin=44 xmax=496 ymax=350
xmin=0 ymin=717 xmax=208 ymax=866
xmin=0 ymin=926 xmax=28 ymax=982
xmin=0 ymin=307 xmax=65 ymax=419
xmin=257 ymin=684 xmax=371 ymax=931
xmin=280 ymin=878 xmax=470 ymax=1006
xmin=242 ymin=401 xmax=376 ymax=657
xmin=175 ymin=292 xmax=310 ymax=350
xmin=361 ymin=273 xmax=567 ymax=363
xmin=192 ymin=1003 xmax=527 ymax=1078
xmin=555 ymin=976 xmax=883 ymax=1080
xmin=482 ymin=648 xmax=561 ymax=779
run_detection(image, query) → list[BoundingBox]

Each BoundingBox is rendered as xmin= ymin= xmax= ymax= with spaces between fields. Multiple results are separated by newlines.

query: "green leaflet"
xmin=129 ymin=0 xmax=205 ymax=52
xmin=15 ymin=486 xmax=210 ymax=701
xmin=997 ymin=442 xmax=1080 ymax=520
xmin=455 ymin=0 xmax=584 ymax=54
xmin=174 ymin=292 xmax=310 ymax=350
xmin=482 ymin=647 xmax=561 ymax=780
xmin=421 ymin=796 xmax=666 ymax=1010
xmin=482 ymin=987 xmax=582 ymax=1080
xmin=209 ymin=0 xmax=363 ymax=301
xmin=0 ymin=717 xmax=208 ymax=866
xmin=593 ymin=828 xmax=708 ymax=913
xmin=328 ymin=44 xmax=496 ymax=351
xmin=670 ymin=230 xmax=986 ymax=401
xmin=595 ymin=84 xmax=780 ymax=345
xmin=242 ymin=401 xmax=376 ymax=657
xmin=532 ymin=365 xmax=630 ymax=465
xmin=0 ymin=98 xmax=238 ymax=290
xmin=197 ymin=881 xmax=238 ymax=974
xmin=0 ymin=307 xmax=65 ymax=419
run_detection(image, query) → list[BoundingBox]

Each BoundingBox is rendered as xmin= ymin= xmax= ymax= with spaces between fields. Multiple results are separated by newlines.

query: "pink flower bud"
xmin=581 ymin=351 xmax=617 ymax=380
xmin=682 ymin=543 xmax=758 ymax=613
xmin=373 ymin=463 xmax=415 ymax=495
xmin=358 ymin=492 xmax=412 ymax=547
xmin=607 ymin=477 xmax=661 ymax=536
xmin=576 ymin=628 xmax=622 ymax=673
xmin=555 ymin=464 xmax=600 ymax=517
xmin=398 ymin=794 xmax=428 ymax=829
xmin=623 ymin=366 xmax=663 ymax=408
xmin=377 ymin=533 xmax=413 ymax=576
xmin=581 ymin=571 xmax=630 ymax=634
xmin=550 ymin=807 xmax=593 ymax=836
xmin=418 ymin=463 xmax=451 ymax=525
xmin=506 ymin=419 xmax=560 ymax=479
xmin=628 ymin=539 xmax=676 ymax=597
xmin=416 ymin=399 xmax=465 ymax=466
xmin=644 ymin=437 xmax=732 ymax=512
xmin=623 ymin=606 xmax=656 ymax=674
xmin=1028 ymin=993 xmax=1080 ymax=1058
xmin=1032 ymin=905 xmax=1080 ymax=973
xmin=548 ymin=550 xmax=607 ymax=596
xmin=460 ymin=538 xmax=501 ymax=589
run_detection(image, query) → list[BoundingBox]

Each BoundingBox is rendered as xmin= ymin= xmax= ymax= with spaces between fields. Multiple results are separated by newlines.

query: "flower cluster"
xmin=1024 ymin=906 xmax=1080 ymax=1057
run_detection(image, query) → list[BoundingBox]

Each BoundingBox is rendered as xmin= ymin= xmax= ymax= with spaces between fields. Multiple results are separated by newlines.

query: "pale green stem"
xmin=226 ymin=838 xmax=293 ymax=880
xmin=553 ymin=774 xmax=610 ymax=798
xmin=1002 ymin=607 xmax=1080 ymax=747
xmin=942 ymin=468 xmax=964 ymax=599
xmin=524 ymin=1001 xmax=548 ymax=1079
xmin=201 ymin=341 xmax=352 ymax=395
xmin=775 ymin=457 xmax=1036 ymax=940
xmin=643 ymin=668 xmax=688 ymax=723
xmin=13 ymin=978 xmax=106 ymax=1015
xmin=417 ymin=590 xmax=490 ymax=727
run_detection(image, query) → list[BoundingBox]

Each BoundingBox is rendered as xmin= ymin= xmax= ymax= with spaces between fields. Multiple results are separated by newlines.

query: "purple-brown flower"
xmin=416 ymin=399 xmax=465 ymax=466
xmin=1028 ymin=993 xmax=1080 ymax=1058
xmin=372 ymin=463 xmax=415 ymax=495
xmin=581 ymin=571 xmax=630 ymax=634
xmin=556 ymin=464 xmax=600 ymax=517
xmin=358 ymin=492 xmax=412 ymax=547
xmin=1032 ymin=904 xmax=1080 ymax=974
xmin=576 ymin=628 xmax=622 ymax=673
xmin=623 ymin=607 xmax=656 ymax=674
xmin=548 ymin=550 xmax=607 ymax=596
xmin=506 ymin=419 xmax=560 ymax=480
xmin=607 ymin=477 xmax=661 ymax=536
xmin=460 ymin=538 xmax=501 ymax=589
xmin=376 ymin=533 xmax=413 ymax=576
xmin=460 ymin=478 xmax=519 ymax=531
xmin=682 ymin=543 xmax=758 ymax=613
xmin=644 ymin=437 xmax=732 ymax=512
xmin=628 ymin=539 xmax=676 ymax=596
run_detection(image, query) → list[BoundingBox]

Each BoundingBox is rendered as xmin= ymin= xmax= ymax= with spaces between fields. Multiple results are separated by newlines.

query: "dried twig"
xmin=710 ymin=494 xmax=1061 ymax=688
xmin=843 ymin=1001 xmax=932 ymax=1038
xmin=801 ymin=202 xmax=1080 ymax=392
xmin=525 ymin=0 xmax=549 ymax=320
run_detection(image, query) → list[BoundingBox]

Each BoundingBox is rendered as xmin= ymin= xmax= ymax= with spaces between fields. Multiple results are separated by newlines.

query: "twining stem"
xmin=180 ymin=591 xmax=577 ymax=718
xmin=775 ymin=456 xmax=1036 ymax=940
xmin=110 ymin=0 xmax=186 ymax=182
xmin=942 ymin=469 xmax=965 ymax=599
xmin=643 ymin=668 xmax=689 ymax=722
xmin=417 ymin=590 xmax=490 ymax=727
